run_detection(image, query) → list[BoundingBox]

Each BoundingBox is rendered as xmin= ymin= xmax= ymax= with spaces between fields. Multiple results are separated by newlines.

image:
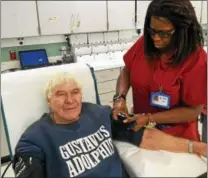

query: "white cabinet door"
xmin=37 ymin=1 xmax=75 ymax=35
xmin=107 ymin=1 xmax=135 ymax=31
xmin=37 ymin=1 xmax=107 ymax=35
xmin=72 ymin=1 xmax=107 ymax=33
xmin=1 ymin=1 xmax=39 ymax=39
xmin=136 ymin=1 xmax=151 ymax=29
xmin=201 ymin=0 xmax=207 ymax=24
xmin=190 ymin=1 xmax=202 ymax=23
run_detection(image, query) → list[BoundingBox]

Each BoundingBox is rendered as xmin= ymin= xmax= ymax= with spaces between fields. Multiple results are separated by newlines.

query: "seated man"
xmin=12 ymin=72 xmax=207 ymax=178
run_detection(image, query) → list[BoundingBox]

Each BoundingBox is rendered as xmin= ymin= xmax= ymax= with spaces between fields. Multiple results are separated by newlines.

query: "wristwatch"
xmin=144 ymin=113 xmax=157 ymax=129
xmin=113 ymin=93 xmax=126 ymax=102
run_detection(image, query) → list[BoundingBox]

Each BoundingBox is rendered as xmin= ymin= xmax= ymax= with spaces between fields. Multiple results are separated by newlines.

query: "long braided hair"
xmin=143 ymin=0 xmax=204 ymax=65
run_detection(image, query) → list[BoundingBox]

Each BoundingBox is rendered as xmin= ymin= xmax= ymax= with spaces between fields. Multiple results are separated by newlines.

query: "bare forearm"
xmin=160 ymin=132 xmax=206 ymax=155
xmin=116 ymin=66 xmax=130 ymax=96
xmin=151 ymin=106 xmax=203 ymax=124
xmin=141 ymin=129 xmax=207 ymax=156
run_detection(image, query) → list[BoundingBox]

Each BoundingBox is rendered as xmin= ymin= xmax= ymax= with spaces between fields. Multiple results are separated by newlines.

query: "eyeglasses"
xmin=147 ymin=27 xmax=175 ymax=38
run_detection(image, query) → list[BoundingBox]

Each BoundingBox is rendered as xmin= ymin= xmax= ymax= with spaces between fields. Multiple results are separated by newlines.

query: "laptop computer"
xmin=19 ymin=49 xmax=49 ymax=70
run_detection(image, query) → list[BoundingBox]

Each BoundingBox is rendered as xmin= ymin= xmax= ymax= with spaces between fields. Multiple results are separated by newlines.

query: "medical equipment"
xmin=1 ymin=162 xmax=12 ymax=178
xmin=19 ymin=49 xmax=49 ymax=70
xmin=113 ymin=112 xmax=137 ymax=131
xmin=61 ymin=35 xmax=75 ymax=64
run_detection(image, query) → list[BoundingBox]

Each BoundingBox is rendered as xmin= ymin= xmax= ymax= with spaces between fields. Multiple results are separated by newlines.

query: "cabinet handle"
xmin=77 ymin=13 xmax=80 ymax=27
xmin=70 ymin=14 xmax=75 ymax=33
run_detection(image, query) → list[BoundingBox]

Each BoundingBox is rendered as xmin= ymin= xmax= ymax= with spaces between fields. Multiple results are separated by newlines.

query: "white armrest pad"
xmin=114 ymin=141 xmax=207 ymax=177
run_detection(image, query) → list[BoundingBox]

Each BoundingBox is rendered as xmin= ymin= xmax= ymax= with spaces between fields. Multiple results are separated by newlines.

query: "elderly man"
xmin=12 ymin=72 xmax=207 ymax=178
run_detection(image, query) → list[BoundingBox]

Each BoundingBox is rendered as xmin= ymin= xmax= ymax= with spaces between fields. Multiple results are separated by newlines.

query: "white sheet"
xmin=114 ymin=141 xmax=207 ymax=177
xmin=1 ymin=63 xmax=97 ymax=156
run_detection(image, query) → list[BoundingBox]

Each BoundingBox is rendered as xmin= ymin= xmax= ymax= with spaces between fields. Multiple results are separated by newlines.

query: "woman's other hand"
xmin=124 ymin=113 xmax=150 ymax=132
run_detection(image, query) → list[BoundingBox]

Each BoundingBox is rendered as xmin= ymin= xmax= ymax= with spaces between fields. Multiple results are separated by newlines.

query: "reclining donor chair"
xmin=1 ymin=63 xmax=207 ymax=177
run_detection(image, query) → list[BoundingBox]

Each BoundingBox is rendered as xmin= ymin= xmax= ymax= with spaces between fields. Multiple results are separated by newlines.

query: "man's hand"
xmin=124 ymin=114 xmax=149 ymax=132
xmin=112 ymin=99 xmax=129 ymax=120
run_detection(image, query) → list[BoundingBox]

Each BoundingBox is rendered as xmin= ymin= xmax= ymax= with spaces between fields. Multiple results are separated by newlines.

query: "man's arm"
xmin=110 ymin=110 xmax=145 ymax=147
xmin=140 ymin=128 xmax=207 ymax=156
xmin=109 ymin=106 xmax=206 ymax=156
xmin=12 ymin=138 xmax=45 ymax=178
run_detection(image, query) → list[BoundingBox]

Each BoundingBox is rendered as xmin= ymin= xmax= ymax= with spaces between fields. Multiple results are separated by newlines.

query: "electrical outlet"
xmin=48 ymin=56 xmax=62 ymax=63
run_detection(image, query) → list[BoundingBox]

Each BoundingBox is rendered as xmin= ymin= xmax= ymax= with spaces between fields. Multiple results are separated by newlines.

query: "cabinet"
xmin=95 ymin=67 xmax=133 ymax=111
xmin=71 ymin=1 xmax=107 ymax=33
xmin=136 ymin=1 xmax=151 ymax=29
xmin=201 ymin=0 xmax=207 ymax=24
xmin=37 ymin=1 xmax=107 ymax=35
xmin=1 ymin=1 xmax=39 ymax=39
xmin=107 ymin=1 xmax=135 ymax=31
xmin=190 ymin=1 xmax=203 ymax=23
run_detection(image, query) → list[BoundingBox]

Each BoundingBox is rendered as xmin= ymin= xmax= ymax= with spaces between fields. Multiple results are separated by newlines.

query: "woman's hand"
xmin=124 ymin=113 xmax=150 ymax=132
xmin=112 ymin=99 xmax=129 ymax=120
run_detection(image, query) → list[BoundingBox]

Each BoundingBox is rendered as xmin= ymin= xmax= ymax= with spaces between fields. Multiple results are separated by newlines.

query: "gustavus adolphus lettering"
xmin=59 ymin=125 xmax=115 ymax=177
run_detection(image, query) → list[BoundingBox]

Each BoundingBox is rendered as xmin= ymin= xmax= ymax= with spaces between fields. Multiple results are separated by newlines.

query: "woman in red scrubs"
xmin=112 ymin=0 xmax=207 ymax=142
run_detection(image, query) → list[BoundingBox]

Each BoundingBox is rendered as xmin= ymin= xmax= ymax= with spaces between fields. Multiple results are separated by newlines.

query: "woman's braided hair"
xmin=143 ymin=0 xmax=204 ymax=64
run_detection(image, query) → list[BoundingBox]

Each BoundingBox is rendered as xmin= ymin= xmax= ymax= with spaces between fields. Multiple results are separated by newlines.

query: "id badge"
xmin=150 ymin=92 xmax=170 ymax=109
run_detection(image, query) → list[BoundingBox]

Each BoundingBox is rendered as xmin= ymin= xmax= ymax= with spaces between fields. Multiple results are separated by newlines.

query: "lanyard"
xmin=152 ymin=60 xmax=164 ymax=93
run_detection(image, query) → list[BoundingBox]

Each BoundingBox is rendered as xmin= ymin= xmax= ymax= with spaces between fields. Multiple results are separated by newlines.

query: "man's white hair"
xmin=44 ymin=72 xmax=81 ymax=101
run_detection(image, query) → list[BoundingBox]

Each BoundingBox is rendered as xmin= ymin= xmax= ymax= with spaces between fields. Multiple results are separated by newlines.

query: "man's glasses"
xmin=147 ymin=27 xmax=175 ymax=38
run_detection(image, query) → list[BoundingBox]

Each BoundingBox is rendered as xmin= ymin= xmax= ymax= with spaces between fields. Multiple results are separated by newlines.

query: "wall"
xmin=1 ymin=30 xmax=139 ymax=71
xmin=1 ymin=42 xmax=66 ymax=62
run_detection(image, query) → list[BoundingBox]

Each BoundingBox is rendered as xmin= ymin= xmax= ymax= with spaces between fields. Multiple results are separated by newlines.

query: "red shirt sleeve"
xmin=181 ymin=48 xmax=207 ymax=107
xmin=123 ymin=36 xmax=144 ymax=70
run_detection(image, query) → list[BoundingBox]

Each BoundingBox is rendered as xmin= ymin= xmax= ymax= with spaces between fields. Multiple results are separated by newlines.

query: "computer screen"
xmin=19 ymin=49 xmax=49 ymax=69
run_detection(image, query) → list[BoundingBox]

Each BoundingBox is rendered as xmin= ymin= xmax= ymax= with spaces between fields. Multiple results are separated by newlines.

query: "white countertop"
xmin=79 ymin=45 xmax=207 ymax=71
xmin=86 ymin=59 xmax=124 ymax=71
xmin=1 ymin=46 xmax=206 ymax=72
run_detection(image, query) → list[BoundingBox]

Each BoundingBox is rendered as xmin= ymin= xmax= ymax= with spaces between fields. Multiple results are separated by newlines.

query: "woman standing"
xmin=112 ymin=0 xmax=207 ymax=142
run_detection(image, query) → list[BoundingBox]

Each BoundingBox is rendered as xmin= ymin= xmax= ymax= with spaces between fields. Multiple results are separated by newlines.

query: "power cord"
xmin=1 ymin=68 xmax=20 ymax=74
xmin=1 ymin=161 xmax=12 ymax=178
xmin=65 ymin=35 xmax=72 ymax=52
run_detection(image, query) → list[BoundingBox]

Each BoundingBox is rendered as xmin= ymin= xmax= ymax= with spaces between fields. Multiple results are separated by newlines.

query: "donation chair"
xmin=1 ymin=63 xmax=207 ymax=177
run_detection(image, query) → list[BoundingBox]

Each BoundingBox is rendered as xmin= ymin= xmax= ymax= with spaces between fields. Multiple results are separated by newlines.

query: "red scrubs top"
xmin=124 ymin=36 xmax=207 ymax=141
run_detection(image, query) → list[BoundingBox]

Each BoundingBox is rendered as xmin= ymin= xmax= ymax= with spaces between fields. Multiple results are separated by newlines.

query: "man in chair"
xmin=13 ymin=72 xmax=207 ymax=178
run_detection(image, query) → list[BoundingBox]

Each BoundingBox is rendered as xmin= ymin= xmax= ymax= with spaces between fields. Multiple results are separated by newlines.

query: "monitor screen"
xmin=19 ymin=49 xmax=49 ymax=69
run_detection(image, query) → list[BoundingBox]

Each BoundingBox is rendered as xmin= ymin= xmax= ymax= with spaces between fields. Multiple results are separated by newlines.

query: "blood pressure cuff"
xmin=111 ymin=119 xmax=145 ymax=147
xmin=12 ymin=153 xmax=45 ymax=178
